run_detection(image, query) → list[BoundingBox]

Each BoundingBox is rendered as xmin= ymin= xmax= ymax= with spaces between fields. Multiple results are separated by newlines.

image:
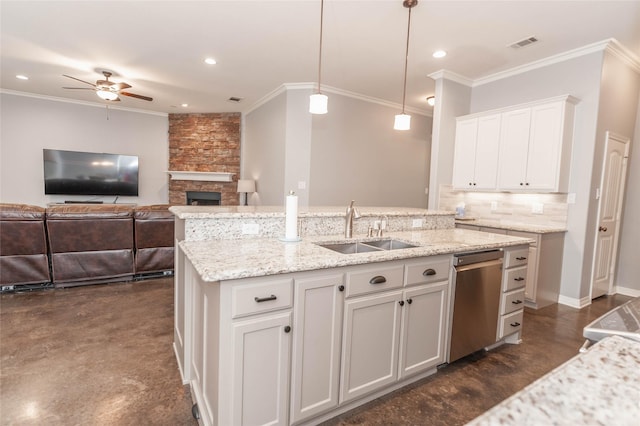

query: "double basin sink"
xmin=318 ymin=238 xmax=418 ymax=254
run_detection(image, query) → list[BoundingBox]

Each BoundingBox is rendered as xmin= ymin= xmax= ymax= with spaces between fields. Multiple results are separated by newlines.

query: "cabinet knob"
xmin=338 ymin=285 xmax=345 ymax=292
xmin=599 ymin=226 xmax=608 ymax=232
xmin=407 ymin=298 xmax=413 ymax=304
xmin=520 ymin=182 xmax=524 ymax=186
xmin=473 ymin=182 xmax=477 ymax=186
xmin=469 ymin=182 xmax=473 ymax=186
xmin=284 ymin=326 xmax=291 ymax=333
xmin=398 ymin=300 xmax=405 ymax=306
xmin=525 ymin=182 xmax=530 ymax=186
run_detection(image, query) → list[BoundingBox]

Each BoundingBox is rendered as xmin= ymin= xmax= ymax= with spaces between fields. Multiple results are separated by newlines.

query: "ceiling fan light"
xmin=97 ymin=89 xmax=118 ymax=101
xmin=394 ymin=114 xmax=411 ymax=130
xmin=309 ymin=93 xmax=328 ymax=114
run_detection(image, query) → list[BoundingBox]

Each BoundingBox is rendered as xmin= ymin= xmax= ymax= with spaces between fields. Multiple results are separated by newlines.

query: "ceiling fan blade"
xmin=112 ymin=82 xmax=132 ymax=91
xmin=62 ymin=74 xmax=96 ymax=87
xmin=62 ymin=87 xmax=96 ymax=90
xmin=120 ymin=91 xmax=153 ymax=101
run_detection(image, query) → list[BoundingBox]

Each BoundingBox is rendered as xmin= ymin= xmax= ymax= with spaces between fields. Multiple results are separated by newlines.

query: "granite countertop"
xmin=455 ymin=217 xmax=567 ymax=234
xmin=170 ymin=205 xmax=453 ymax=219
xmin=467 ymin=335 xmax=640 ymax=426
xmin=179 ymin=228 xmax=533 ymax=282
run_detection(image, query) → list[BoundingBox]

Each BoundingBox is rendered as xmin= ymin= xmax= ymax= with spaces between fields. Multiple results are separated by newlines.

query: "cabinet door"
xmin=524 ymin=245 xmax=538 ymax=301
xmin=473 ymin=114 xmax=501 ymax=189
xmin=231 ymin=311 xmax=292 ymax=426
xmin=498 ymin=108 xmax=531 ymax=190
xmin=398 ymin=282 xmax=448 ymax=379
xmin=525 ymin=102 xmax=564 ymax=190
xmin=290 ymin=274 xmax=344 ymax=423
xmin=452 ymin=118 xmax=478 ymax=189
xmin=340 ymin=291 xmax=403 ymax=403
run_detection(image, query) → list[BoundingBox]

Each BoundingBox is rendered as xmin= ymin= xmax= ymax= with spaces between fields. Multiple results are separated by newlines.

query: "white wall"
xmin=0 ymin=92 xmax=169 ymax=206
xmin=242 ymin=91 xmax=287 ymax=205
xmin=309 ymin=91 xmax=431 ymax=207
xmin=243 ymin=86 xmax=432 ymax=208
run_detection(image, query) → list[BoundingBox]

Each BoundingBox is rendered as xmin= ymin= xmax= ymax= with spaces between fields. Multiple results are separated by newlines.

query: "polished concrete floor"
xmin=0 ymin=278 xmax=631 ymax=426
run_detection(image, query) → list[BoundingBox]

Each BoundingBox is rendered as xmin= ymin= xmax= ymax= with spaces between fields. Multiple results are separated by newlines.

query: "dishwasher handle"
xmin=454 ymin=258 xmax=503 ymax=273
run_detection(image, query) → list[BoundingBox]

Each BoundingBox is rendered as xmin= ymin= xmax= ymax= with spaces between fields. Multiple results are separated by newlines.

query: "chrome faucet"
xmin=345 ymin=200 xmax=361 ymax=238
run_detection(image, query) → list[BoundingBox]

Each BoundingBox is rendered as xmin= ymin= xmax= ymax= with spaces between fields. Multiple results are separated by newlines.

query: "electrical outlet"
xmin=297 ymin=181 xmax=306 ymax=190
xmin=567 ymin=193 xmax=576 ymax=204
xmin=242 ymin=223 xmax=260 ymax=235
xmin=490 ymin=201 xmax=498 ymax=212
xmin=412 ymin=219 xmax=423 ymax=228
xmin=373 ymin=220 xmax=381 ymax=230
xmin=532 ymin=203 xmax=544 ymax=214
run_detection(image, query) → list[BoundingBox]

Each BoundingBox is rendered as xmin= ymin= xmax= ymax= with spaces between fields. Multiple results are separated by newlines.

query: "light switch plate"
xmin=412 ymin=219 xmax=423 ymax=228
xmin=491 ymin=201 xmax=498 ymax=212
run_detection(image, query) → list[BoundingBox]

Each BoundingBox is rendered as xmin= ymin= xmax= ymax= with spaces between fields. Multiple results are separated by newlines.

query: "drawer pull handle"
xmin=510 ymin=322 xmax=521 ymax=327
xmin=369 ymin=276 xmax=387 ymax=285
xmin=512 ymin=300 xmax=523 ymax=305
xmin=514 ymin=277 xmax=525 ymax=282
xmin=254 ymin=294 xmax=277 ymax=303
xmin=516 ymin=256 xmax=527 ymax=261
xmin=423 ymin=268 xmax=437 ymax=276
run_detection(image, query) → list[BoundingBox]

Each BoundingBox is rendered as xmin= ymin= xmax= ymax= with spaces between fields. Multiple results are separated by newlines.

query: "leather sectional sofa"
xmin=0 ymin=203 xmax=174 ymax=289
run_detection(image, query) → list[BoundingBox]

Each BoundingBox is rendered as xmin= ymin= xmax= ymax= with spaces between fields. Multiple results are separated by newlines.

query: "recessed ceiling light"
xmin=432 ymin=50 xmax=447 ymax=58
xmin=16 ymin=75 xmax=29 ymax=80
xmin=204 ymin=58 xmax=217 ymax=65
xmin=181 ymin=103 xmax=189 ymax=107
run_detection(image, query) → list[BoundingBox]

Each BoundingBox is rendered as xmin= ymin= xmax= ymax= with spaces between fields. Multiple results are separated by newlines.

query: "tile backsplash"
xmin=439 ymin=185 xmax=568 ymax=228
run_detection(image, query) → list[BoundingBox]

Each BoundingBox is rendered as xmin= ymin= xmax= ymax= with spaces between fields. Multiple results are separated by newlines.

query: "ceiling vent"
xmin=228 ymin=97 xmax=243 ymax=103
xmin=508 ymin=36 xmax=538 ymax=49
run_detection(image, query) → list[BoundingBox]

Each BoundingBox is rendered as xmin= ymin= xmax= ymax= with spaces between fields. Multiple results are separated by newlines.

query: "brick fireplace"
xmin=168 ymin=113 xmax=240 ymax=205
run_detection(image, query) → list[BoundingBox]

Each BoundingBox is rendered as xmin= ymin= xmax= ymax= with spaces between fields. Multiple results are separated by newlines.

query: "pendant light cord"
xmin=317 ymin=0 xmax=324 ymax=94
xmin=401 ymin=4 xmax=413 ymax=114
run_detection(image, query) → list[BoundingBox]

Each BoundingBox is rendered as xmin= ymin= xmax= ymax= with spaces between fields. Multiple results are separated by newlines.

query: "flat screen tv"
xmin=43 ymin=149 xmax=139 ymax=196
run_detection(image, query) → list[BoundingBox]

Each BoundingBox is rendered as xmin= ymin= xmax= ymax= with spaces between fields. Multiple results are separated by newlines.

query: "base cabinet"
xmin=183 ymin=255 xmax=453 ymax=426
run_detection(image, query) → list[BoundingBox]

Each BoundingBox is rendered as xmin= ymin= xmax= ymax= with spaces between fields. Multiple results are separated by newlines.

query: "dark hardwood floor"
xmin=0 ymin=278 xmax=631 ymax=425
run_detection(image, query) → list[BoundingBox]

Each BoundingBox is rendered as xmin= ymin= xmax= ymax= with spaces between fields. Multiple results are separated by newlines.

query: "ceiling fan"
xmin=62 ymin=71 xmax=153 ymax=102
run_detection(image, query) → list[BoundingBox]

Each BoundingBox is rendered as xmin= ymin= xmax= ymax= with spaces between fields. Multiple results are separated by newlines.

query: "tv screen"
xmin=43 ymin=149 xmax=139 ymax=196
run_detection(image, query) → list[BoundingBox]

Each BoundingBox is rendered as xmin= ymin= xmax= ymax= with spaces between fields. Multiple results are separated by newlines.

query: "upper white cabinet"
xmin=453 ymin=95 xmax=578 ymax=192
xmin=452 ymin=114 xmax=501 ymax=190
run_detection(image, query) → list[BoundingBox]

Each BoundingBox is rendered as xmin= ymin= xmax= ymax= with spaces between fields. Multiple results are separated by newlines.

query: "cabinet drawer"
xmin=346 ymin=264 xmax=404 ymax=298
xmin=499 ymin=309 xmax=524 ymax=339
xmin=502 ymin=288 xmax=526 ymax=315
xmin=232 ymin=277 xmax=293 ymax=318
xmin=503 ymin=266 xmax=527 ymax=291
xmin=404 ymin=256 xmax=451 ymax=287
xmin=504 ymin=247 xmax=530 ymax=268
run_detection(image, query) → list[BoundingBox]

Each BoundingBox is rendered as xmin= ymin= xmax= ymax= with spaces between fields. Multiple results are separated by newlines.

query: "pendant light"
xmin=394 ymin=0 xmax=418 ymax=130
xmin=309 ymin=0 xmax=328 ymax=114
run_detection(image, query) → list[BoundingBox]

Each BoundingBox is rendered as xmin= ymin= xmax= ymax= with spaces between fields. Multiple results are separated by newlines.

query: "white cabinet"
xmin=498 ymin=246 xmax=528 ymax=341
xmin=340 ymin=257 xmax=451 ymax=403
xmin=452 ymin=114 xmax=501 ymax=190
xmin=231 ymin=312 xmax=292 ymax=426
xmin=498 ymin=100 xmax=575 ymax=191
xmin=290 ymin=274 xmax=344 ymax=424
xmin=453 ymin=95 xmax=577 ymax=193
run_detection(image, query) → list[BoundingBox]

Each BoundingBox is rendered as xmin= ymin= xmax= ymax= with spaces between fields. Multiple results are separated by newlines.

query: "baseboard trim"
xmin=557 ymin=294 xmax=591 ymax=309
xmin=613 ymin=286 xmax=640 ymax=298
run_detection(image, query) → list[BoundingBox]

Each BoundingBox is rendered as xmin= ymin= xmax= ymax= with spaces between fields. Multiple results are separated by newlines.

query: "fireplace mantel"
xmin=167 ymin=171 xmax=234 ymax=182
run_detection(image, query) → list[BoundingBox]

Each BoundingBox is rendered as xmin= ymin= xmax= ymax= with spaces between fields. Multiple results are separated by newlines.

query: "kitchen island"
xmin=170 ymin=206 xmax=533 ymax=426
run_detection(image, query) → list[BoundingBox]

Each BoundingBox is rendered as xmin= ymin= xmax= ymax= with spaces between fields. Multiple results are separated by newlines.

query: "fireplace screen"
xmin=186 ymin=191 xmax=221 ymax=205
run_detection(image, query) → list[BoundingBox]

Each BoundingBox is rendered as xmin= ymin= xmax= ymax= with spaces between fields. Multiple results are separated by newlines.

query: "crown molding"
xmin=428 ymin=70 xmax=474 ymax=87
xmin=245 ymin=82 xmax=431 ymax=117
xmin=0 ymin=89 xmax=168 ymax=117
xmin=473 ymin=38 xmax=640 ymax=87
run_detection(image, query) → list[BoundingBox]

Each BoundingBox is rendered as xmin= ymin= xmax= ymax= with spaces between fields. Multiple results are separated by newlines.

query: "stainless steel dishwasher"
xmin=449 ymin=250 xmax=504 ymax=362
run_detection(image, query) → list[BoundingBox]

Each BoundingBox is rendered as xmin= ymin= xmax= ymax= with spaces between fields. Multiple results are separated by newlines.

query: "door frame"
xmin=589 ymin=131 xmax=630 ymax=299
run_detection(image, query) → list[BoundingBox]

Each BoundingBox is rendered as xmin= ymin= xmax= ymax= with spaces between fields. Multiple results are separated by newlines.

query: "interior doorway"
xmin=590 ymin=132 xmax=630 ymax=299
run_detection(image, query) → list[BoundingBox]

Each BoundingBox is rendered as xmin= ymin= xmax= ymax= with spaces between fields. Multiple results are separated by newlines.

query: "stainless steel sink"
xmin=317 ymin=238 xmax=418 ymax=254
xmin=363 ymin=239 xmax=417 ymax=250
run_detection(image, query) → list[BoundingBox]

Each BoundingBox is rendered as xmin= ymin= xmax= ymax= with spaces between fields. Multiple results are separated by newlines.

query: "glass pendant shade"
xmin=309 ymin=93 xmax=328 ymax=114
xmin=97 ymin=90 xmax=118 ymax=101
xmin=394 ymin=113 xmax=411 ymax=130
